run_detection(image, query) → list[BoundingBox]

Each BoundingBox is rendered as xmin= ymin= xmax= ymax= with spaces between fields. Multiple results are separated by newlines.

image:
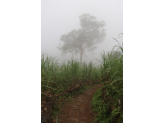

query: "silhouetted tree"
xmin=58 ymin=14 xmax=106 ymax=63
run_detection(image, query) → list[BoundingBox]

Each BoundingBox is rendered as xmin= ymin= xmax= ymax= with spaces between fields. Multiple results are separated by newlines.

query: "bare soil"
xmin=58 ymin=84 xmax=103 ymax=123
xmin=41 ymin=84 xmax=103 ymax=123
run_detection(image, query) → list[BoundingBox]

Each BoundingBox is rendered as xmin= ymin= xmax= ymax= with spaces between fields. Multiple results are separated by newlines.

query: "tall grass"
xmin=92 ymin=36 xmax=123 ymax=123
xmin=41 ymin=34 xmax=123 ymax=123
xmin=41 ymin=54 xmax=101 ymax=95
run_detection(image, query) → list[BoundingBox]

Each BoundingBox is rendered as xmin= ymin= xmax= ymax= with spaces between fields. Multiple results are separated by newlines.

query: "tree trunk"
xmin=80 ymin=52 xmax=82 ymax=64
xmin=80 ymin=47 xmax=84 ymax=65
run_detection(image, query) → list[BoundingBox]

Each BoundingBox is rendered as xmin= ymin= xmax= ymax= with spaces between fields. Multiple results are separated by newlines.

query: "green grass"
xmin=41 ymin=34 xmax=123 ymax=122
xmin=91 ymin=37 xmax=123 ymax=123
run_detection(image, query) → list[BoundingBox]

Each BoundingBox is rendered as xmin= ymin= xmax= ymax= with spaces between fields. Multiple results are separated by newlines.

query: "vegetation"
xmin=92 ymin=34 xmax=123 ymax=123
xmin=57 ymin=13 xmax=106 ymax=63
xmin=41 ymin=33 xmax=123 ymax=122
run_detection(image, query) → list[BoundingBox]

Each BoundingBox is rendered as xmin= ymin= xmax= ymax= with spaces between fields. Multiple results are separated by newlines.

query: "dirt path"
xmin=58 ymin=84 xmax=103 ymax=123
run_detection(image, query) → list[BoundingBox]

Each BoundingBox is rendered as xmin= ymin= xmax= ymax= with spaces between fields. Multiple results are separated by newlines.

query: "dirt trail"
xmin=58 ymin=84 xmax=102 ymax=123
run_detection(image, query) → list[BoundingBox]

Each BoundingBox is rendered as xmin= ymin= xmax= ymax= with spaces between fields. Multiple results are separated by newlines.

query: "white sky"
xmin=42 ymin=0 xmax=123 ymax=65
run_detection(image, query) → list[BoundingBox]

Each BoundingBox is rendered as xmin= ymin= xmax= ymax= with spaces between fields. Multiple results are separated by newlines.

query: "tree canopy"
xmin=58 ymin=14 xmax=106 ymax=63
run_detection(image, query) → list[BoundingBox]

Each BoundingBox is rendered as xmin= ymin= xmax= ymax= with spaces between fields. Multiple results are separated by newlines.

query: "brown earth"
xmin=57 ymin=84 xmax=103 ymax=123
xmin=41 ymin=84 xmax=103 ymax=123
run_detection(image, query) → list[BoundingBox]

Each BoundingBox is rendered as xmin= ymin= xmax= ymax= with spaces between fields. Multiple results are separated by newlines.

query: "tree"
xmin=58 ymin=14 xmax=106 ymax=63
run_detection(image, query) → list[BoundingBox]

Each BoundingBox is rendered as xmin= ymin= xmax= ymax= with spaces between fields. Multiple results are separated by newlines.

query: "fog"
xmin=41 ymin=0 xmax=123 ymax=66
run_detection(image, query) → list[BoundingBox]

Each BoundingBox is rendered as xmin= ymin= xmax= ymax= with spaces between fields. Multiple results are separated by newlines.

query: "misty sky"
xmin=41 ymin=0 xmax=123 ymax=65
